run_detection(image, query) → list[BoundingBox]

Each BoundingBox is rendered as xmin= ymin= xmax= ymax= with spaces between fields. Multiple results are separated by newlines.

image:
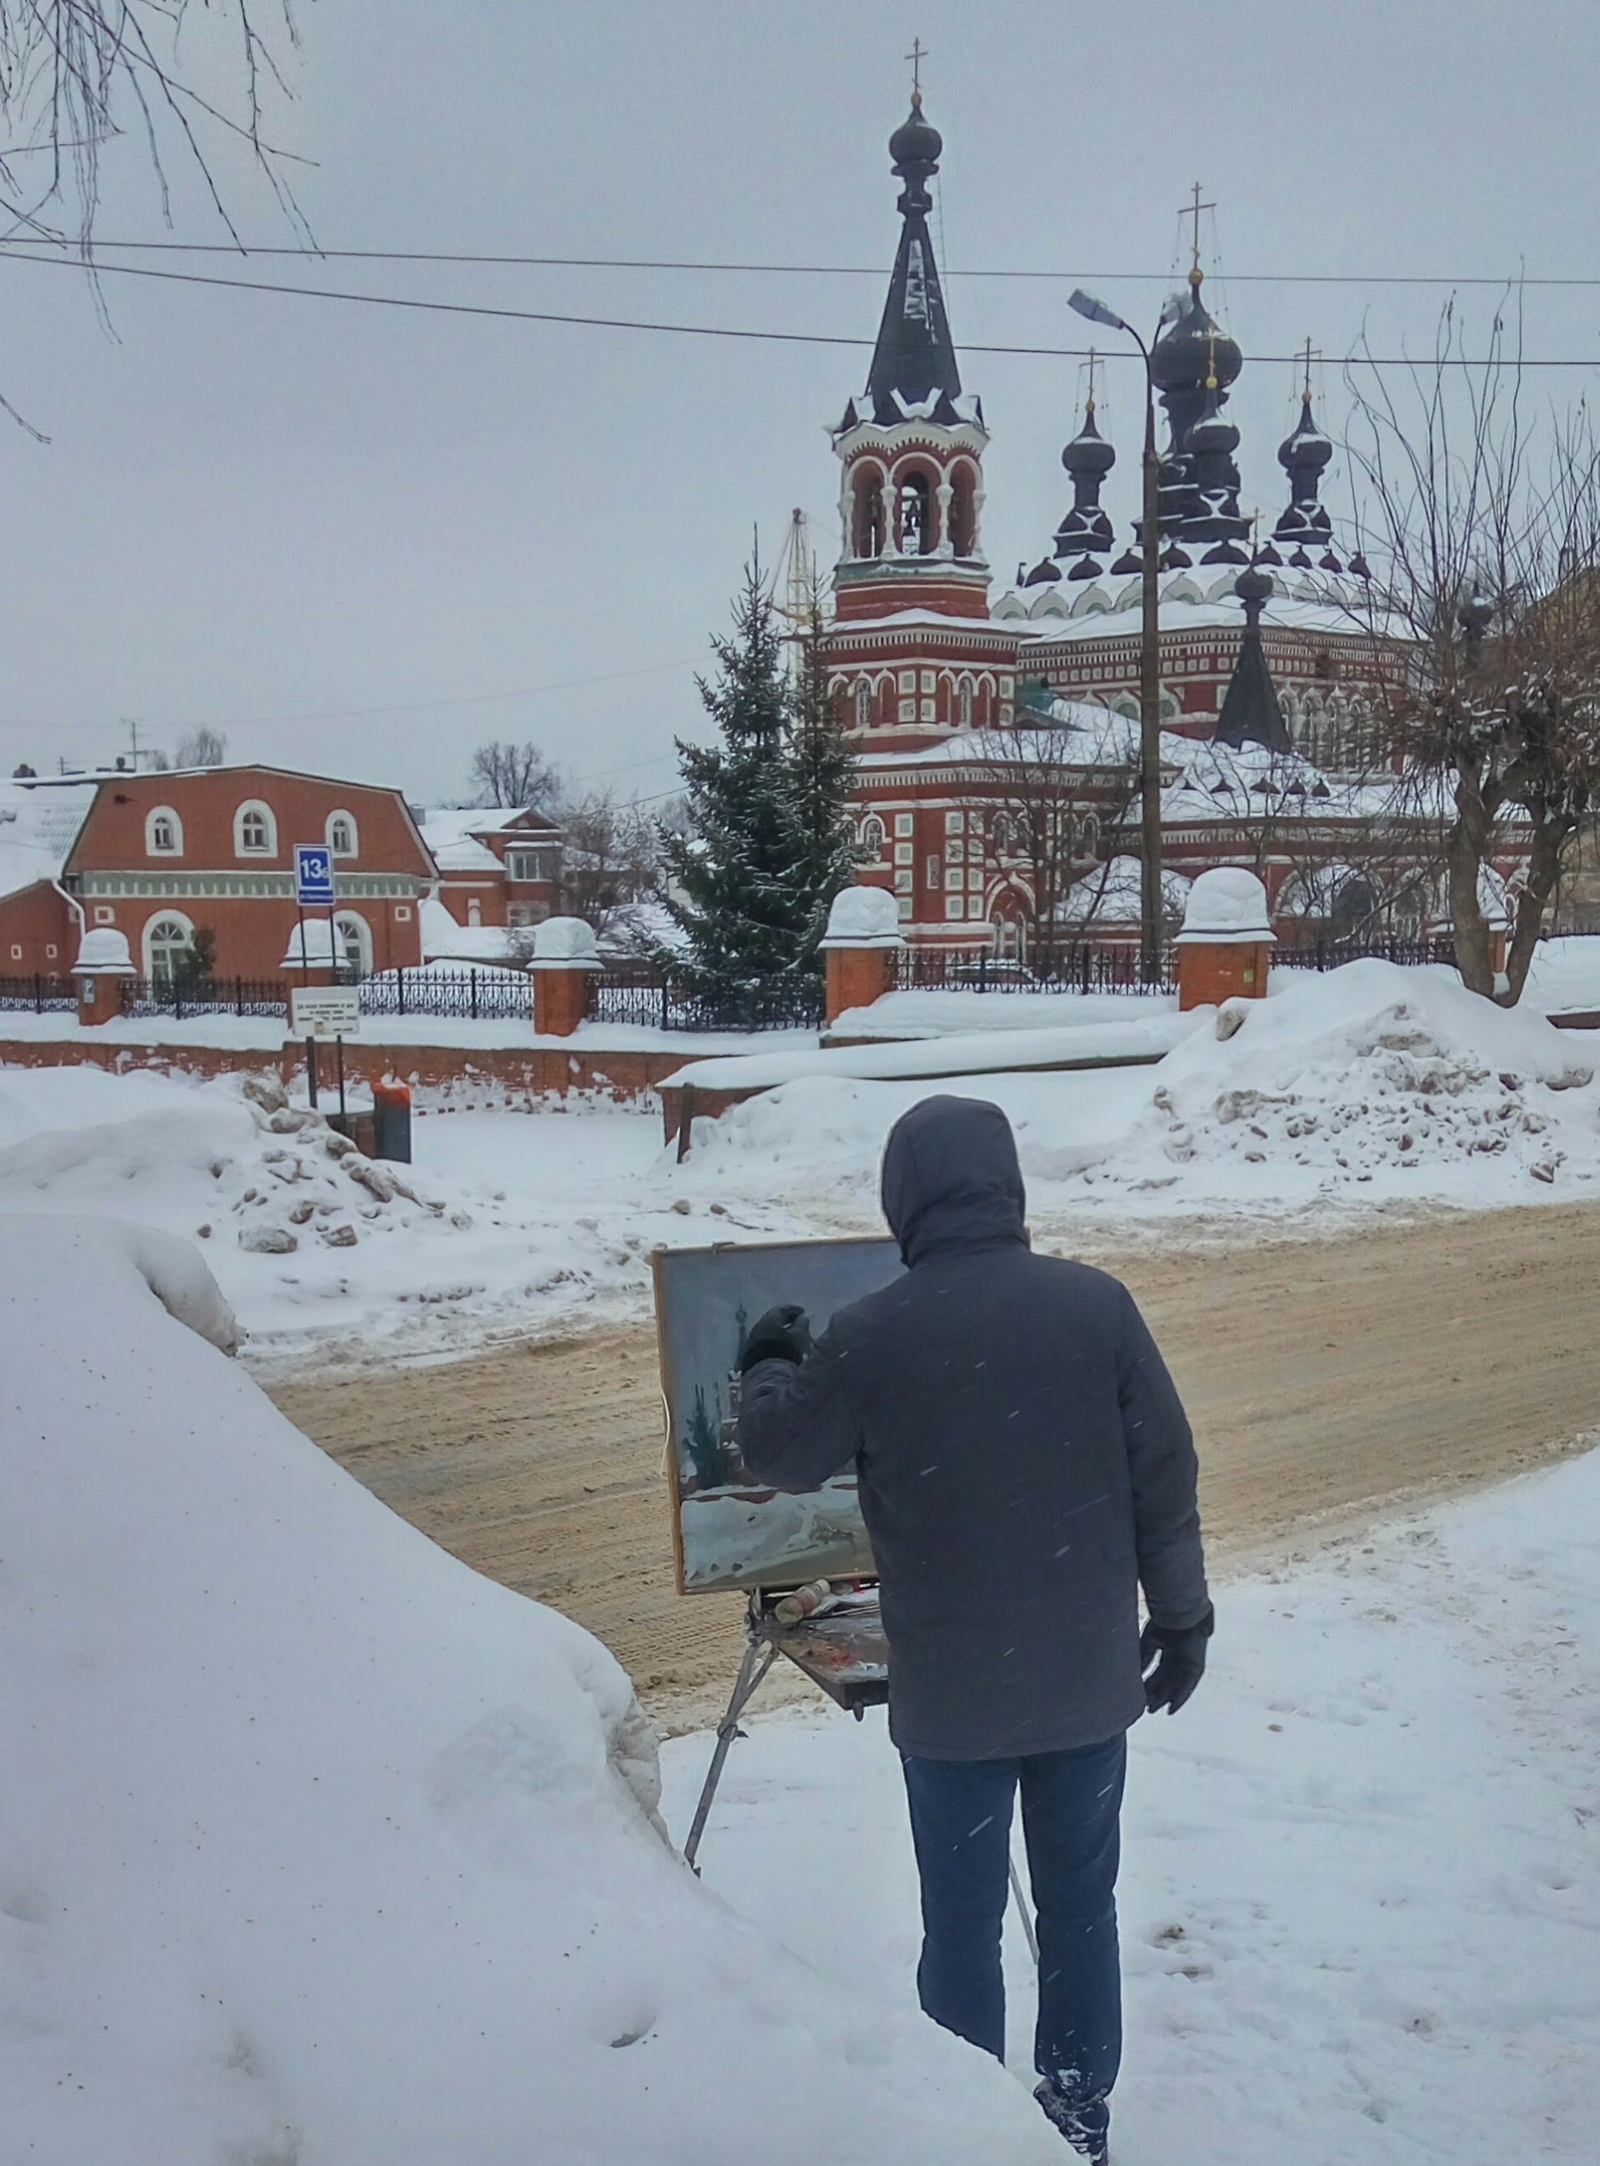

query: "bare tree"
xmin=962 ymin=704 xmax=1138 ymax=979
xmin=173 ymin=723 xmax=226 ymax=768
xmin=556 ymin=788 xmax=662 ymax=927
xmin=1344 ymin=298 xmax=1600 ymax=1003
xmin=467 ymin=739 xmax=560 ymax=811
xmin=0 ymin=3 xmax=306 ymax=247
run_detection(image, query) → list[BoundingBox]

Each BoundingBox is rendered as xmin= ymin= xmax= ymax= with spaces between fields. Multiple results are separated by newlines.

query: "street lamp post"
xmin=1071 ymin=289 xmax=1164 ymax=985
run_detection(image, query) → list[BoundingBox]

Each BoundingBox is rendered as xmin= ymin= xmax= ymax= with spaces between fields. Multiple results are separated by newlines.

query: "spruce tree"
xmin=783 ymin=604 xmax=859 ymax=964
xmin=658 ymin=564 xmax=859 ymax=1018
xmin=658 ymin=561 xmax=808 ymax=1009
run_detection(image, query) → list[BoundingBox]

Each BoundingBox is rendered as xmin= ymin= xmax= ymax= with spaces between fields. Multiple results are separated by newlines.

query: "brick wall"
xmin=0 ymin=881 xmax=74 ymax=975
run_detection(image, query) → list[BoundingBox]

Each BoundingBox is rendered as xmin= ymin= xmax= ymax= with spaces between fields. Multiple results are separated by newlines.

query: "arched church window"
xmin=1078 ymin=813 xmax=1101 ymax=859
xmin=859 ymin=815 xmax=886 ymax=857
xmin=855 ymin=679 xmax=872 ymax=730
xmin=958 ymin=677 xmax=974 ymax=730
xmin=948 ymin=466 xmax=976 ymax=558
xmin=896 ymin=470 xmax=934 ymax=555
xmin=852 ymin=469 xmax=886 ymax=559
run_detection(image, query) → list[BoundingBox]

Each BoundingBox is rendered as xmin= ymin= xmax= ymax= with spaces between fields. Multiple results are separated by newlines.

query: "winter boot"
xmin=1033 ymin=2075 xmax=1110 ymax=2164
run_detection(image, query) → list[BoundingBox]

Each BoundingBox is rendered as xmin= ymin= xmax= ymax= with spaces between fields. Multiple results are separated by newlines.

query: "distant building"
xmin=415 ymin=806 xmax=564 ymax=942
xmin=0 ymin=765 xmax=434 ymax=981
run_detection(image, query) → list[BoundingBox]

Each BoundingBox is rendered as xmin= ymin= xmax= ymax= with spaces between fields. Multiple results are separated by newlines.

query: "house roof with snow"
xmin=417 ymin=806 xmax=562 ymax=875
xmin=0 ymin=778 xmax=99 ymax=903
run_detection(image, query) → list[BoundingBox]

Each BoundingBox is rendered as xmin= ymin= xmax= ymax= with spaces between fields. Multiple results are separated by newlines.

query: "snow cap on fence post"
xmin=529 ymin=915 xmax=602 ymax=1037
xmin=1174 ymin=866 xmax=1275 ymax=1012
xmin=72 ymin=926 xmax=136 ymax=1029
xmin=819 ymin=883 xmax=905 ymax=1032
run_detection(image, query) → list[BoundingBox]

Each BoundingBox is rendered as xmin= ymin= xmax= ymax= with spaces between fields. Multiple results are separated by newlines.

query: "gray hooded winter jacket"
xmin=736 ymin=1094 xmax=1208 ymax=1760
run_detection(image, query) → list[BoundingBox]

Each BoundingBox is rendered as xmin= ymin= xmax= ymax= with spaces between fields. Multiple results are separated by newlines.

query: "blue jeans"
xmin=901 ymin=1734 xmax=1126 ymax=2114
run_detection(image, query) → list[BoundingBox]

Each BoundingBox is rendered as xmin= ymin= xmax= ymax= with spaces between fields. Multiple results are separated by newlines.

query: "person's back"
xmin=735 ymin=1093 xmax=1211 ymax=2163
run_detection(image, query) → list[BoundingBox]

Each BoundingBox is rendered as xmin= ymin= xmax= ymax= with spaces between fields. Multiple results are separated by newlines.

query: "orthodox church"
xmin=817 ymin=91 xmax=1452 ymax=955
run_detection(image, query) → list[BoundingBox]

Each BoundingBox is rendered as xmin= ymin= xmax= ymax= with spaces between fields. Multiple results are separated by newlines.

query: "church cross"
xmin=1180 ymin=180 xmax=1216 ymax=276
xmin=1299 ymin=336 xmax=1321 ymax=401
xmin=906 ymin=37 xmax=928 ymax=97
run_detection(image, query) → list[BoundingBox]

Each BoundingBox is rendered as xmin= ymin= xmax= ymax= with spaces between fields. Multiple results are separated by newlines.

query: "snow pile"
xmin=0 ymin=1216 xmax=1062 ymax=2165
xmin=663 ymin=1444 xmax=1600 ymax=2163
xmin=0 ymin=1070 xmax=460 ymax=1258
xmin=1114 ymin=960 xmax=1594 ymax=1192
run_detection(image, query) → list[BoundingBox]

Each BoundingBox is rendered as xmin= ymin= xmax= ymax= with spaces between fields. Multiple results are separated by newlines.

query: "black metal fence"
xmin=893 ymin=945 xmax=1180 ymax=996
xmin=120 ymin=977 xmax=296 ymax=1019
xmin=587 ymin=965 xmax=824 ymax=1034
xmin=1273 ymin=936 xmax=1458 ymax=972
xmin=0 ymin=973 xmax=76 ymax=1012
xmin=356 ymin=967 xmax=530 ymax=1022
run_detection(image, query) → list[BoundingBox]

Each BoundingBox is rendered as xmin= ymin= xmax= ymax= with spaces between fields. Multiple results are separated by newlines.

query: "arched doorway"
xmin=143 ymin=911 xmax=195 ymax=984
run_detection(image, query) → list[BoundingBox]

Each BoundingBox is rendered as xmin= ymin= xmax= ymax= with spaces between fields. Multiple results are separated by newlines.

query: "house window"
xmin=894 ymin=814 xmax=915 ymax=838
xmin=894 ymin=842 xmax=914 ymax=866
xmin=899 ymin=699 xmax=916 ymax=723
xmin=326 ymin=810 xmax=359 ymax=858
xmin=234 ymin=800 xmax=277 ymax=856
xmin=925 ymin=855 xmax=941 ymax=887
xmin=144 ymin=912 xmax=195 ymax=983
xmin=946 ymin=812 xmax=965 ymax=833
xmin=968 ymin=869 xmax=984 ymax=890
xmin=945 ymin=896 xmax=966 ymax=920
xmin=920 ymin=670 xmax=936 ymax=695
xmin=467 ymin=899 xmax=482 ymax=927
xmin=945 ymin=869 xmax=964 ymax=891
xmin=45 ymin=943 xmax=57 ymax=959
xmin=895 ymin=869 xmax=914 ymax=893
xmin=145 ymin=806 xmax=183 ymax=856
xmin=919 ymin=699 xmax=936 ymax=721
xmin=946 ymin=839 xmax=965 ymax=862
xmin=333 ymin=911 xmax=372 ymax=977
xmin=506 ymin=848 xmax=557 ymax=882
xmin=897 ymin=896 xmax=913 ymax=921
xmin=897 ymin=670 xmax=916 ymax=694
xmin=8 ymin=944 xmax=20 ymax=960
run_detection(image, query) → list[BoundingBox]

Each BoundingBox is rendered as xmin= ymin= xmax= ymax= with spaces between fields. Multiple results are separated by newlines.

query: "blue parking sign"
xmin=294 ymin=844 xmax=336 ymax=906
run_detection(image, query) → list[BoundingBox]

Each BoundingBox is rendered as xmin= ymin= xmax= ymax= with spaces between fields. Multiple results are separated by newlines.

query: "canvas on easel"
xmin=651 ymin=1236 xmax=904 ymax=1595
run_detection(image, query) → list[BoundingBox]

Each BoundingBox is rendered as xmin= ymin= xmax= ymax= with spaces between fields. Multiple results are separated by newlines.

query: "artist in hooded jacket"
xmin=735 ymin=1094 xmax=1211 ymax=2165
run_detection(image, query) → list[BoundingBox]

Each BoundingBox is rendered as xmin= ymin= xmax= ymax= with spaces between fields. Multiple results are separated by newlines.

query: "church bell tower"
xmin=830 ymin=90 xmax=991 ymax=623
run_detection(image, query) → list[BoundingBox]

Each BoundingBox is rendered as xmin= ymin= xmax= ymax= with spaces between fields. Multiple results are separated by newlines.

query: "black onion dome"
xmin=1278 ymin=394 xmax=1333 ymax=476
xmin=889 ymin=96 xmax=942 ymax=175
xmin=1149 ymin=279 xmax=1242 ymax=394
xmin=1187 ymin=386 xmax=1239 ymax=456
xmin=1063 ymin=404 xmax=1116 ymax=478
xmin=1234 ymin=563 xmax=1274 ymax=607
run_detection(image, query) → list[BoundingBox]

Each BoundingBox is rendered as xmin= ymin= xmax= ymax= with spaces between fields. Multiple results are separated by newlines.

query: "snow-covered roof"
xmin=1055 ymin=855 xmax=1191 ymax=927
xmin=418 ymin=806 xmax=559 ymax=875
xmin=418 ymin=894 xmax=526 ymax=965
xmin=0 ymin=778 xmax=97 ymax=903
xmin=993 ymin=568 xmax=1400 ymax=646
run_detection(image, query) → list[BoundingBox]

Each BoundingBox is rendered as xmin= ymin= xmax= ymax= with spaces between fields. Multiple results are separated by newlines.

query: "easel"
xmin=682 ymin=1582 xmax=1040 ymax=1967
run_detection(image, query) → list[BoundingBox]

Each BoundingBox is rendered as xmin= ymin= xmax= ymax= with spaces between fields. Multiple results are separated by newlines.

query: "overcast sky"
xmin=3 ymin=0 xmax=1599 ymax=806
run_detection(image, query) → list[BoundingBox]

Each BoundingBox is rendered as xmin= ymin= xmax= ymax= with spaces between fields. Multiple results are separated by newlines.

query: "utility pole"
xmin=1070 ymin=288 xmax=1165 ymax=984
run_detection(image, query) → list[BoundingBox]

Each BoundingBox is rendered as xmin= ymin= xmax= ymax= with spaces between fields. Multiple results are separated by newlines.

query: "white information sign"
xmin=290 ymin=986 xmax=361 ymax=1041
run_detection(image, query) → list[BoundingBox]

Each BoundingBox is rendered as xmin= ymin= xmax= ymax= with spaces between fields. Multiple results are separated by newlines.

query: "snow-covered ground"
xmin=7 ymin=1213 xmax=1596 ymax=2163
xmin=0 ymin=1216 xmax=1064 ymax=2166
xmin=664 ymin=1446 xmax=1600 ymax=2163
xmin=2 ymin=960 xmax=1599 ymax=1365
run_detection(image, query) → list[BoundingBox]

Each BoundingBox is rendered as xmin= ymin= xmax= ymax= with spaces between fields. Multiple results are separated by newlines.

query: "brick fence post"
xmin=72 ymin=927 xmax=138 ymax=1028
xmin=819 ymin=885 xmax=905 ymax=1029
xmin=1174 ymin=867 xmax=1276 ymax=1013
xmin=529 ymin=915 xmax=602 ymax=1039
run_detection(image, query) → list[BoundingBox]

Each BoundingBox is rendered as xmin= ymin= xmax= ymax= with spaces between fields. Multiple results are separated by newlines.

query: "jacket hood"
xmin=879 ymin=1095 xmax=1028 ymax=1266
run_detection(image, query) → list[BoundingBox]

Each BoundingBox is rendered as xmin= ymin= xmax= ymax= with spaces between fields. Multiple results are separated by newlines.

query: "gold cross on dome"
xmin=906 ymin=37 xmax=928 ymax=98
xmin=1180 ymin=180 xmax=1216 ymax=277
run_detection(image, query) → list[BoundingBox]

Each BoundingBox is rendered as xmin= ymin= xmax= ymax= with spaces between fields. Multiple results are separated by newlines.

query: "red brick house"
xmin=0 ymin=765 xmax=435 ymax=982
xmin=416 ymin=806 xmax=564 ymax=935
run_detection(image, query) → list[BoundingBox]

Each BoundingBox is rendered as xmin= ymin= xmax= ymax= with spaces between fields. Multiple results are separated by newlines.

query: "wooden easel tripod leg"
xmin=682 ymin=1634 xmax=780 ymax=1872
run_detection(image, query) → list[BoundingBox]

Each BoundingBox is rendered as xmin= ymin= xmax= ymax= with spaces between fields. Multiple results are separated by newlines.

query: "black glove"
xmin=739 ymin=1304 xmax=812 ymax=1371
xmin=1140 ymin=1603 xmax=1214 ymax=1715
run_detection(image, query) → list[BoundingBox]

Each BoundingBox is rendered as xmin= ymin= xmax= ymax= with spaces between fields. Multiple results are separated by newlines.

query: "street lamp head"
xmin=1069 ymin=288 xmax=1128 ymax=334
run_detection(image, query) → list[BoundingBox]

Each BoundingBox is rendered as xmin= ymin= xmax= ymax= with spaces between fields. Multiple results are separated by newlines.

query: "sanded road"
xmin=268 ymin=1202 xmax=1600 ymax=1728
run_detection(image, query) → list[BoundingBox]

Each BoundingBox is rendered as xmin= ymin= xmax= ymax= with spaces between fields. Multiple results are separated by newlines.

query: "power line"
xmin=5 ymin=245 xmax=1599 ymax=366
xmin=2 ymin=236 xmax=1596 ymax=288
xmin=2 ymin=655 xmax=701 ymax=736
